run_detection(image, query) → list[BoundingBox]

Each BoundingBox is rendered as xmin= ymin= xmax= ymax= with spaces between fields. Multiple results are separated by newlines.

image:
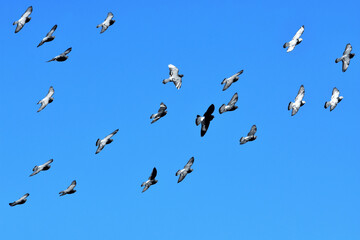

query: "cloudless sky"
xmin=1 ymin=0 xmax=359 ymax=239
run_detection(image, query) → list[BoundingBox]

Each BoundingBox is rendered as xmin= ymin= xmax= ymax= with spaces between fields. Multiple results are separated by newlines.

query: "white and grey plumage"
xmin=29 ymin=159 xmax=53 ymax=177
xmin=175 ymin=157 xmax=194 ymax=183
xmin=240 ymin=125 xmax=257 ymax=145
xmin=163 ymin=64 xmax=183 ymax=89
xmin=288 ymin=85 xmax=305 ymax=116
xmin=335 ymin=44 xmax=355 ymax=72
xmin=13 ymin=6 xmax=32 ymax=33
xmin=150 ymin=102 xmax=167 ymax=124
xmin=96 ymin=12 xmax=115 ymax=34
xmin=95 ymin=129 xmax=119 ymax=154
xmin=9 ymin=193 xmax=29 ymax=207
xmin=196 ymin=104 xmax=215 ymax=137
xmin=141 ymin=168 xmax=158 ymax=193
xmin=47 ymin=47 xmax=72 ymax=62
xmin=283 ymin=25 xmax=304 ymax=52
xmin=37 ymin=25 xmax=57 ymax=47
xmin=324 ymin=87 xmax=343 ymax=112
xmin=37 ymin=86 xmax=54 ymax=112
xmin=219 ymin=93 xmax=238 ymax=114
xmin=59 ymin=180 xmax=77 ymax=196
xmin=221 ymin=70 xmax=243 ymax=91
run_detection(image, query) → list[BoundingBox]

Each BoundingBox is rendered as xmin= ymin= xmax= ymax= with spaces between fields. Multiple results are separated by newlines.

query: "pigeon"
xmin=96 ymin=12 xmax=115 ymax=33
xmin=196 ymin=104 xmax=215 ymax=137
xmin=175 ymin=157 xmax=194 ymax=183
xmin=150 ymin=102 xmax=167 ymax=124
xmin=37 ymin=86 xmax=54 ymax=112
xmin=59 ymin=180 xmax=77 ymax=196
xmin=95 ymin=129 xmax=119 ymax=154
xmin=9 ymin=193 xmax=29 ymax=207
xmin=37 ymin=25 xmax=57 ymax=47
xmin=141 ymin=168 xmax=158 ymax=193
xmin=283 ymin=25 xmax=304 ymax=52
xmin=219 ymin=92 xmax=238 ymax=114
xmin=288 ymin=85 xmax=305 ymax=116
xmin=29 ymin=159 xmax=53 ymax=177
xmin=47 ymin=47 xmax=72 ymax=62
xmin=13 ymin=6 xmax=32 ymax=33
xmin=163 ymin=64 xmax=183 ymax=89
xmin=240 ymin=125 xmax=257 ymax=145
xmin=324 ymin=87 xmax=343 ymax=111
xmin=221 ymin=70 xmax=243 ymax=91
xmin=335 ymin=44 xmax=355 ymax=72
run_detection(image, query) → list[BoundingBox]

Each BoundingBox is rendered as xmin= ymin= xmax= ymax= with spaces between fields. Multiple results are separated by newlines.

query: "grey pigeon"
xmin=13 ymin=6 xmax=32 ymax=33
xmin=240 ymin=125 xmax=257 ymax=145
xmin=283 ymin=25 xmax=304 ymax=52
xmin=59 ymin=180 xmax=77 ymax=196
xmin=150 ymin=102 xmax=167 ymax=124
xmin=141 ymin=167 xmax=158 ymax=193
xmin=30 ymin=159 xmax=53 ymax=177
xmin=96 ymin=12 xmax=115 ymax=34
xmin=335 ymin=44 xmax=355 ymax=72
xmin=47 ymin=47 xmax=72 ymax=62
xmin=37 ymin=25 xmax=57 ymax=47
xmin=95 ymin=129 xmax=119 ymax=154
xmin=221 ymin=70 xmax=243 ymax=91
xmin=37 ymin=86 xmax=54 ymax=112
xmin=175 ymin=157 xmax=194 ymax=183
xmin=196 ymin=104 xmax=215 ymax=137
xmin=9 ymin=193 xmax=29 ymax=207
xmin=163 ymin=64 xmax=183 ymax=89
xmin=324 ymin=87 xmax=343 ymax=111
xmin=288 ymin=85 xmax=305 ymax=116
xmin=219 ymin=92 xmax=238 ymax=114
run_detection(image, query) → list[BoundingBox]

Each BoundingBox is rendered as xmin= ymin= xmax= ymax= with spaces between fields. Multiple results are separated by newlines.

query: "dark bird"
xmin=196 ymin=104 xmax=215 ymax=137
xmin=240 ymin=125 xmax=257 ymax=145
xmin=335 ymin=43 xmax=355 ymax=72
xmin=37 ymin=86 xmax=54 ymax=112
xmin=9 ymin=193 xmax=29 ymax=207
xmin=163 ymin=64 xmax=183 ymax=89
xmin=221 ymin=70 xmax=243 ymax=91
xmin=37 ymin=25 xmax=57 ymax=47
xmin=59 ymin=180 xmax=77 ymax=196
xmin=150 ymin=102 xmax=167 ymax=124
xmin=47 ymin=47 xmax=72 ymax=62
xmin=219 ymin=92 xmax=238 ymax=114
xmin=288 ymin=85 xmax=305 ymax=116
xmin=324 ymin=87 xmax=343 ymax=111
xmin=141 ymin=168 xmax=158 ymax=193
xmin=283 ymin=25 xmax=304 ymax=52
xmin=97 ymin=12 xmax=115 ymax=33
xmin=95 ymin=129 xmax=119 ymax=154
xmin=13 ymin=6 xmax=32 ymax=33
xmin=175 ymin=157 xmax=194 ymax=183
xmin=30 ymin=159 xmax=53 ymax=177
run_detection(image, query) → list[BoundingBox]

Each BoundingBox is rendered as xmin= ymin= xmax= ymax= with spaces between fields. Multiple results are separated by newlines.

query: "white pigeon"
xmin=37 ymin=86 xmax=54 ymax=112
xmin=175 ymin=157 xmax=194 ymax=183
xmin=288 ymin=85 xmax=305 ymax=116
xmin=13 ymin=6 xmax=32 ymax=33
xmin=59 ymin=180 xmax=77 ymax=196
xmin=283 ymin=25 xmax=304 ymax=52
xmin=240 ymin=125 xmax=257 ymax=145
xmin=30 ymin=159 xmax=53 ymax=177
xmin=219 ymin=92 xmax=238 ymax=114
xmin=37 ymin=25 xmax=57 ymax=47
xmin=141 ymin=167 xmax=158 ymax=193
xmin=150 ymin=102 xmax=167 ymax=124
xmin=324 ymin=87 xmax=343 ymax=112
xmin=96 ymin=12 xmax=115 ymax=34
xmin=95 ymin=129 xmax=119 ymax=154
xmin=221 ymin=70 xmax=243 ymax=91
xmin=163 ymin=64 xmax=183 ymax=89
xmin=9 ymin=193 xmax=29 ymax=207
xmin=335 ymin=44 xmax=355 ymax=72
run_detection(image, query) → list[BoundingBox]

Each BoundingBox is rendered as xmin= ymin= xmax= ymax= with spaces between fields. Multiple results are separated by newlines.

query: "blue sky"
xmin=1 ymin=0 xmax=359 ymax=239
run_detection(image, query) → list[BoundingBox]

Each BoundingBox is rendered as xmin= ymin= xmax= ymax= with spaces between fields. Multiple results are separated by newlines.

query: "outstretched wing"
xmin=67 ymin=180 xmax=76 ymax=191
xmin=343 ymin=43 xmax=352 ymax=56
xmin=64 ymin=47 xmax=72 ymax=55
xmin=231 ymin=70 xmax=244 ymax=78
xmin=331 ymin=87 xmax=340 ymax=100
xmin=295 ymin=85 xmax=305 ymax=102
xmin=104 ymin=129 xmax=119 ymax=141
xmin=149 ymin=167 xmax=157 ymax=180
xmin=44 ymin=159 xmax=53 ymax=166
xmin=228 ymin=92 xmax=238 ymax=107
xmin=168 ymin=64 xmax=179 ymax=76
xmin=47 ymin=24 xmax=57 ymax=37
xmin=105 ymin=12 xmax=114 ymax=21
xmin=184 ymin=157 xmax=194 ymax=169
xmin=204 ymin=104 xmax=215 ymax=116
xmin=21 ymin=6 xmax=33 ymax=18
xmin=248 ymin=125 xmax=257 ymax=136
xmin=292 ymin=25 xmax=304 ymax=40
xmin=45 ymin=86 xmax=54 ymax=98
xmin=20 ymin=193 xmax=29 ymax=201
xmin=37 ymin=102 xmax=46 ymax=112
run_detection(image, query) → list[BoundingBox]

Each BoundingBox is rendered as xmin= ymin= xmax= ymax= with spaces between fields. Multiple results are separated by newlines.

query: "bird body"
xmin=283 ymin=25 xmax=304 ymax=52
xmin=97 ymin=12 xmax=115 ymax=33
xmin=335 ymin=43 xmax=355 ymax=72
xmin=219 ymin=92 xmax=238 ymax=114
xmin=240 ymin=125 xmax=257 ymax=145
xmin=163 ymin=64 xmax=183 ymax=89
xmin=95 ymin=129 xmax=119 ymax=154
xmin=37 ymin=86 xmax=54 ymax=112
xmin=324 ymin=87 xmax=343 ymax=111
xmin=9 ymin=193 xmax=29 ymax=207
xmin=196 ymin=104 xmax=215 ymax=137
xmin=150 ymin=103 xmax=167 ymax=124
xmin=141 ymin=168 xmax=158 ymax=192
xmin=221 ymin=70 xmax=243 ymax=91
xmin=288 ymin=85 xmax=305 ymax=116
xmin=59 ymin=180 xmax=77 ymax=196
xmin=30 ymin=159 xmax=53 ymax=177
xmin=13 ymin=6 xmax=32 ymax=33
xmin=175 ymin=157 xmax=194 ymax=183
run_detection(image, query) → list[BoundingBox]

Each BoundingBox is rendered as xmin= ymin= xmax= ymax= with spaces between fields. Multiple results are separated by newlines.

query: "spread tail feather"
xmin=283 ymin=42 xmax=289 ymax=48
xmin=324 ymin=101 xmax=330 ymax=109
xmin=196 ymin=115 xmax=202 ymax=126
xmin=288 ymin=102 xmax=293 ymax=110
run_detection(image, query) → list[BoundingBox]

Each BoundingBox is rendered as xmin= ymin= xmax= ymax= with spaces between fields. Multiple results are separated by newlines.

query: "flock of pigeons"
xmin=8 ymin=7 xmax=355 ymax=206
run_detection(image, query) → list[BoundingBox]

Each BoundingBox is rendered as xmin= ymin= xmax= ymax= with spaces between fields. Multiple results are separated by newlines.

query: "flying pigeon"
xmin=141 ymin=167 xmax=158 ymax=193
xmin=163 ymin=64 xmax=183 ymax=89
xmin=196 ymin=104 xmax=215 ymax=137
xmin=95 ymin=129 xmax=119 ymax=154
xmin=47 ymin=47 xmax=72 ymax=62
xmin=13 ymin=6 xmax=32 ymax=33
xmin=175 ymin=157 xmax=194 ymax=183
xmin=150 ymin=102 xmax=167 ymax=124
xmin=288 ymin=85 xmax=305 ymax=116
xmin=335 ymin=44 xmax=355 ymax=72
xmin=37 ymin=25 xmax=57 ymax=47
xmin=324 ymin=87 xmax=343 ymax=111
xmin=219 ymin=92 xmax=238 ymax=114
xmin=59 ymin=180 xmax=77 ymax=196
xmin=221 ymin=70 xmax=243 ymax=91
xmin=96 ymin=12 xmax=115 ymax=34
xmin=29 ymin=159 xmax=53 ymax=177
xmin=9 ymin=193 xmax=29 ymax=207
xmin=283 ymin=25 xmax=304 ymax=52
xmin=240 ymin=125 xmax=257 ymax=145
xmin=37 ymin=86 xmax=54 ymax=112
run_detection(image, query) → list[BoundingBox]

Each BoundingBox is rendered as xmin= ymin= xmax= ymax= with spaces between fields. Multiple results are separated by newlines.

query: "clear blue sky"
xmin=1 ymin=0 xmax=359 ymax=239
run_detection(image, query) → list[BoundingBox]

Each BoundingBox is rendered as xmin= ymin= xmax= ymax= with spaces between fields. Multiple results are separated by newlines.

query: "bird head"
xmin=301 ymin=100 xmax=306 ymax=106
xmin=297 ymin=38 xmax=303 ymax=44
xmin=338 ymin=96 xmax=344 ymax=102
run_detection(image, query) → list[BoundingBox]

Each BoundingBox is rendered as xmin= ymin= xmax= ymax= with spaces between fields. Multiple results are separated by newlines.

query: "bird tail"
xmin=13 ymin=21 xmax=18 ymax=25
xmin=335 ymin=57 xmax=342 ymax=63
xmin=324 ymin=101 xmax=330 ymax=109
xmin=219 ymin=104 xmax=226 ymax=114
xmin=175 ymin=170 xmax=181 ymax=176
xmin=96 ymin=139 xmax=100 ymax=146
xmin=46 ymin=58 xmax=55 ymax=62
xmin=195 ymin=115 xmax=202 ymax=126
xmin=162 ymin=78 xmax=170 ymax=84
xmin=288 ymin=102 xmax=293 ymax=110
xmin=150 ymin=114 xmax=155 ymax=119
xmin=239 ymin=137 xmax=245 ymax=145
xmin=9 ymin=202 xmax=15 ymax=207
xmin=96 ymin=24 xmax=102 ymax=28
xmin=283 ymin=42 xmax=289 ymax=48
xmin=59 ymin=191 xmax=65 ymax=196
